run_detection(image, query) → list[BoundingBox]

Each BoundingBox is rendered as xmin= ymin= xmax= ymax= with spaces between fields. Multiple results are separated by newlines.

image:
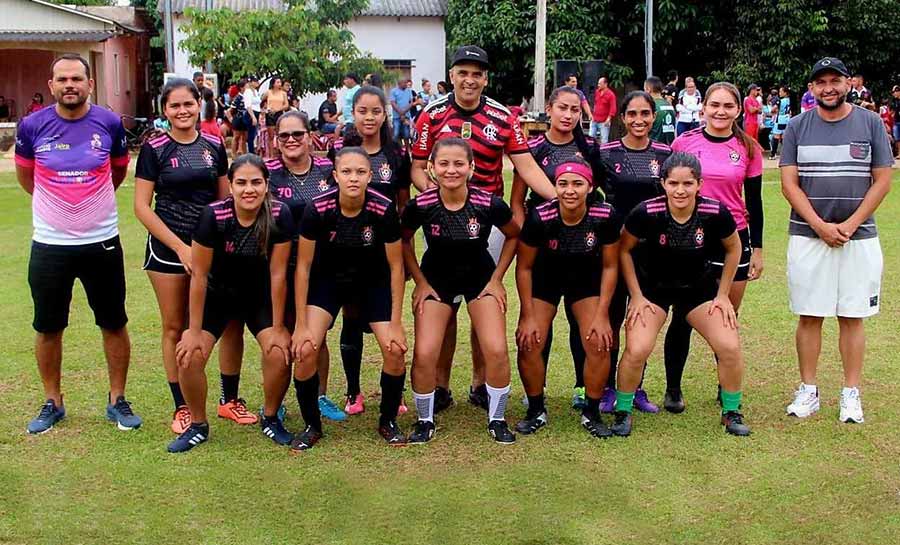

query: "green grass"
xmin=1 ymin=170 xmax=899 ymax=544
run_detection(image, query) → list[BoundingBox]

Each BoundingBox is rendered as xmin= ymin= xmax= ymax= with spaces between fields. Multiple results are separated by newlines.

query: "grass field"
xmin=1 ymin=168 xmax=899 ymax=545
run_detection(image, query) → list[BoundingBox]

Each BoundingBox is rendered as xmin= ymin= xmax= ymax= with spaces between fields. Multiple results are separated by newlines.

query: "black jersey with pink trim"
xmin=300 ymin=187 xmax=400 ymax=285
xmin=329 ymin=138 xmax=410 ymax=205
xmin=193 ymin=197 xmax=294 ymax=292
xmin=136 ymin=131 xmax=229 ymax=241
xmin=401 ymin=187 xmax=512 ymax=278
xmin=595 ymin=139 xmax=672 ymax=219
xmin=523 ymin=133 xmax=598 ymax=208
xmin=266 ymin=156 xmax=334 ymax=228
xmin=624 ymin=195 xmax=736 ymax=290
xmin=520 ymin=199 xmax=621 ymax=272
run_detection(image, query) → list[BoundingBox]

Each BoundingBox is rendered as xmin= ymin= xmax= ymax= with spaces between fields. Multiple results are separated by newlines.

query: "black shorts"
xmin=307 ymin=277 xmax=392 ymax=326
xmin=143 ymin=234 xmax=187 ymax=274
xmin=423 ymin=264 xmax=493 ymax=309
xmin=202 ymin=285 xmax=273 ymax=339
xmin=710 ymin=227 xmax=751 ymax=282
xmin=531 ymin=261 xmax=601 ymax=307
xmin=28 ymin=237 xmax=128 ymax=333
xmin=265 ymin=112 xmax=283 ymax=127
xmin=642 ymin=282 xmax=718 ymax=315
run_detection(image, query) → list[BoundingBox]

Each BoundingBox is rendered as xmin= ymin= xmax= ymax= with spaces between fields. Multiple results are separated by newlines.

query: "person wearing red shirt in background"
xmin=591 ymin=77 xmax=617 ymax=144
xmin=743 ymin=84 xmax=761 ymax=142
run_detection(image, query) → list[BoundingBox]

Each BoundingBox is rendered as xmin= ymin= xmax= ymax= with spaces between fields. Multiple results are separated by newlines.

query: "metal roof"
xmin=0 ymin=30 xmax=117 ymax=42
xmin=158 ymin=0 xmax=447 ymax=16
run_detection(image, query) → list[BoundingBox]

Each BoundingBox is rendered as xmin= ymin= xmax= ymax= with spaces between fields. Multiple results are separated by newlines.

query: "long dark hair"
xmin=620 ymin=90 xmax=656 ymax=115
xmin=547 ymin=86 xmax=591 ymax=156
xmin=161 ymin=78 xmax=201 ymax=126
xmin=228 ymin=154 xmax=275 ymax=254
xmin=704 ymin=82 xmax=757 ymax=160
xmin=344 ymin=85 xmax=398 ymax=157
xmin=201 ymin=87 xmax=215 ymax=121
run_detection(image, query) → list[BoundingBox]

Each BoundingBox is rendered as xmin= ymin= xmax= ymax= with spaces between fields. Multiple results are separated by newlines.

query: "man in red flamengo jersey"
xmin=412 ymin=45 xmax=556 ymax=411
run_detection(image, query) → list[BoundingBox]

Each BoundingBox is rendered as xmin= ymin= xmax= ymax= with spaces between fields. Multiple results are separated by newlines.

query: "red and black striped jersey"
xmin=413 ymin=93 xmax=529 ymax=196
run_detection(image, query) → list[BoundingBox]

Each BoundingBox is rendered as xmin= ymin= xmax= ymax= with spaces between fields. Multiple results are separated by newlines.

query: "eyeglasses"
xmin=277 ymin=130 xmax=307 ymax=142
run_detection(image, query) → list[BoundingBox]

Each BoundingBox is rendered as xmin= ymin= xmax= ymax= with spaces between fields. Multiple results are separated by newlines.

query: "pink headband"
xmin=554 ymin=162 xmax=593 ymax=185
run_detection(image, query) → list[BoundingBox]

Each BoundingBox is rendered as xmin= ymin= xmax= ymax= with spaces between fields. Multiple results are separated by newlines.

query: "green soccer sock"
xmin=615 ymin=390 xmax=635 ymax=413
xmin=721 ymin=389 xmax=743 ymax=414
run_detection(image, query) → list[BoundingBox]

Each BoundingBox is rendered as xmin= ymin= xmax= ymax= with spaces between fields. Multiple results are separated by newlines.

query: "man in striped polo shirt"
xmin=780 ymin=57 xmax=893 ymax=424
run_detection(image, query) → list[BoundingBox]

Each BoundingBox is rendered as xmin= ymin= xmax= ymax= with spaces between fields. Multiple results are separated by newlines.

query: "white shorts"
xmin=787 ymin=235 xmax=882 ymax=318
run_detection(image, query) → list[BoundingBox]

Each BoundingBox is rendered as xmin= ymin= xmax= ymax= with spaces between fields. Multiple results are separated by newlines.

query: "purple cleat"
xmin=634 ymin=388 xmax=660 ymax=413
xmin=600 ymin=387 xmax=616 ymax=414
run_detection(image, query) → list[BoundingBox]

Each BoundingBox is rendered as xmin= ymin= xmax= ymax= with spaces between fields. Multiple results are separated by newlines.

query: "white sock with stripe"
xmin=486 ymin=383 xmax=510 ymax=422
xmin=413 ymin=390 xmax=435 ymax=423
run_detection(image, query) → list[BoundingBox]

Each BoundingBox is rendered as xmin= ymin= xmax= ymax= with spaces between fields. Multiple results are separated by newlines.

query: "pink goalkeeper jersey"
xmin=15 ymin=105 xmax=129 ymax=245
xmin=671 ymin=128 xmax=762 ymax=230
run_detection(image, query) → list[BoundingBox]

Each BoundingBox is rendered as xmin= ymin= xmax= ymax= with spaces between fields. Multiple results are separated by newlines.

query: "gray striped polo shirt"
xmin=780 ymin=105 xmax=893 ymax=240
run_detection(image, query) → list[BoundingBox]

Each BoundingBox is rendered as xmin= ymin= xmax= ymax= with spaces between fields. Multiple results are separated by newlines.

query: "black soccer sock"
xmin=168 ymin=381 xmax=186 ymax=411
xmin=379 ymin=371 xmax=406 ymax=426
xmin=566 ymin=304 xmax=586 ymax=388
xmin=540 ymin=327 xmax=554 ymax=369
xmin=340 ymin=318 xmax=364 ymax=397
xmin=606 ymin=348 xmax=619 ymax=389
xmin=664 ymin=312 xmax=692 ymax=393
xmin=294 ymin=374 xmax=322 ymax=432
xmin=526 ymin=393 xmax=546 ymax=419
xmin=584 ymin=395 xmax=601 ymax=419
xmin=220 ymin=373 xmax=240 ymax=403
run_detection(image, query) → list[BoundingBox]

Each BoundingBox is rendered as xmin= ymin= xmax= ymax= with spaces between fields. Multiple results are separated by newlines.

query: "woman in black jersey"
xmin=509 ymin=85 xmax=597 ymax=411
xmin=290 ymin=147 xmax=408 ymax=451
xmin=134 ymin=78 xmax=242 ymax=435
xmin=401 ymin=138 xmax=520 ymax=444
xmin=515 ymin=159 xmax=621 ymax=438
xmin=169 ymin=154 xmax=295 ymax=453
xmin=226 ymin=78 xmax=249 ymax=156
xmin=595 ymin=90 xmax=673 ymax=415
xmin=612 ymin=152 xmax=750 ymax=438
xmin=328 ymin=86 xmax=412 ymax=417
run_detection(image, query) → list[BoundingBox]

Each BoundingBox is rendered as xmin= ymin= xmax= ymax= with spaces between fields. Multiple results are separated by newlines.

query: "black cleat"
xmin=664 ymin=389 xmax=686 ymax=414
xmin=261 ymin=417 xmax=293 ymax=446
xmin=488 ymin=420 xmax=516 ymax=444
xmin=610 ymin=411 xmax=633 ymax=437
xmin=581 ymin=413 xmax=613 ymax=438
xmin=434 ymin=387 xmax=454 ymax=414
xmin=407 ymin=420 xmax=436 ymax=444
xmin=468 ymin=384 xmax=488 ymax=411
xmin=289 ymin=425 xmax=322 ymax=453
xmin=514 ymin=411 xmax=548 ymax=435
xmin=721 ymin=411 xmax=751 ymax=436
xmin=378 ymin=419 xmax=407 ymax=446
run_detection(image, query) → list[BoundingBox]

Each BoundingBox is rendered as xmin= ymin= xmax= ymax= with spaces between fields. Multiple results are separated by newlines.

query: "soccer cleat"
xmin=599 ymin=387 xmax=616 ymax=414
xmin=407 ymin=420 xmax=436 ymax=444
xmin=839 ymin=388 xmax=865 ymax=424
xmin=571 ymin=387 xmax=587 ymax=409
xmin=634 ymin=389 xmax=660 ymax=414
xmin=345 ymin=393 xmax=365 ymax=415
xmin=378 ymin=420 xmax=407 ymax=446
xmin=167 ymin=423 xmax=209 ymax=453
xmin=721 ymin=411 xmax=751 ymax=436
xmin=786 ymin=383 xmax=819 ymax=418
xmin=514 ymin=411 xmax=548 ymax=435
xmin=217 ymin=398 xmax=258 ymax=425
xmin=27 ymin=399 xmax=65 ymax=434
xmin=318 ymin=396 xmax=347 ymax=422
xmin=581 ymin=413 xmax=613 ymax=438
xmin=434 ymin=387 xmax=454 ymax=414
xmin=289 ymin=426 xmax=322 ymax=453
xmin=610 ymin=411 xmax=633 ymax=437
xmin=663 ymin=389 xmax=686 ymax=414
xmin=261 ymin=417 xmax=294 ymax=446
xmin=487 ymin=420 xmax=516 ymax=444
xmin=171 ymin=405 xmax=192 ymax=434
xmin=397 ymin=397 xmax=409 ymax=416
xmin=106 ymin=395 xmax=143 ymax=430
xmin=468 ymin=384 xmax=489 ymax=411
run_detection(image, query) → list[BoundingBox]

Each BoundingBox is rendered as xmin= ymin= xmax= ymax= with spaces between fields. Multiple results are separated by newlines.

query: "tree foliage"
xmin=179 ymin=0 xmax=385 ymax=94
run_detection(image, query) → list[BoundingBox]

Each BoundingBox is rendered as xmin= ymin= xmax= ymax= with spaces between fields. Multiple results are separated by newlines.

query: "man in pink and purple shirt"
xmin=15 ymin=54 xmax=141 ymax=435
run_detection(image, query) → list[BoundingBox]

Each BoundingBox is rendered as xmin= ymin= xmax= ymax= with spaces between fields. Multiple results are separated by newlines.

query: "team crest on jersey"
xmin=91 ymin=133 xmax=102 ymax=149
xmin=585 ymin=231 xmax=596 ymax=249
xmin=461 ymin=122 xmax=473 ymax=139
xmin=379 ymin=162 xmax=392 ymax=181
xmin=729 ymin=150 xmax=740 ymax=164
xmin=318 ymin=179 xmax=330 ymax=192
xmin=659 ymin=234 xmax=667 ymax=246
xmin=202 ymin=148 xmax=214 ymax=167
xmin=649 ymin=159 xmax=660 ymax=177
xmin=483 ymin=123 xmax=498 ymax=142
xmin=695 ymin=227 xmax=705 ymax=245
xmin=467 ymin=217 xmax=481 ymax=238
xmin=362 ymin=225 xmax=374 ymax=245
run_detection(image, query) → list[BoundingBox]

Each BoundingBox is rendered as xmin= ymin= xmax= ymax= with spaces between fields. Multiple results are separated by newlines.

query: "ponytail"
xmin=704 ymin=81 xmax=756 ymax=160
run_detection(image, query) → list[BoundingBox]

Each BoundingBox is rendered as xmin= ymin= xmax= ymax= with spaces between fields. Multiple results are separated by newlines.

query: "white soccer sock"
xmin=413 ymin=389 xmax=435 ymax=423
xmin=486 ymin=383 xmax=510 ymax=422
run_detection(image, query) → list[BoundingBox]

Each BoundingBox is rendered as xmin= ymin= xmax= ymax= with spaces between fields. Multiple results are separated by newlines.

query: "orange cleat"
xmin=171 ymin=405 xmax=192 ymax=434
xmin=217 ymin=398 xmax=259 ymax=425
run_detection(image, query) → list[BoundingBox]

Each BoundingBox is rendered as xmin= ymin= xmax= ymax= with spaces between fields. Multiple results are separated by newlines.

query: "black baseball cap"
xmin=810 ymin=57 xmax=850 ymax=81
xmin=450 ymin=45 xmax=490 ymax=69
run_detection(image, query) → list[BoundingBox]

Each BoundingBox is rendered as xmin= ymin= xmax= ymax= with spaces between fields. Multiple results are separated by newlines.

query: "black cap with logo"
xmin=809 ymin=57 xmax=850 ymax=81
xmin=450 ymin=45 xmax=490 ymax=69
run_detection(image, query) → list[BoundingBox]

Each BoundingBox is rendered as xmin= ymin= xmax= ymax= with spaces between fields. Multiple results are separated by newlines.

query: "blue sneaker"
xmin=106 ymin=395 xmax=143 ymax=430
xmin=318 ymin=395 xmax=347 ymax=422
xmin=27 ymin=398 xmax=65 ymax=434
xmin=167 ymin=423 xmax=209 ymax=453
xmin=261 ymin=417 xmax=293 ymax=446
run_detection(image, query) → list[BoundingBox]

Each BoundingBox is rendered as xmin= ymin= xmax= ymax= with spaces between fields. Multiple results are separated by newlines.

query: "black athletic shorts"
xmin=265 ymin=111 xmax=283 ymax=127
xmin=642 ymin=282 xmax=718 ymax=316
xmin=307 ymin=277 xmax=392 ymax=326
xmin=201 ymin=284 xmax=273 ymax=339
xmin=531 ymin=260 xmax=600 ymax=307
xmin=709 ymin=227 xmax=751 ymax=282
xmin=28 ymin=236 xmax=128 ymax=333
xmin=143 ymin=234 xmax=187 ymax=274
xmin=422 ymin=263 xmax=493 ymax=309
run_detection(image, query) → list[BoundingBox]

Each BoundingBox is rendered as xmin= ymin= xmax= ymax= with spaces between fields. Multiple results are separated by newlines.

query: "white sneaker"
xmin=786 ymin=383 xmax=820 ymax=418
xmin=839 ymin=387 xmax=864 ymax=424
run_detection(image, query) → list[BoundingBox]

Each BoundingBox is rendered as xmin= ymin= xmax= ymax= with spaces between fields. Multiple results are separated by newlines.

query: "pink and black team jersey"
xmin=329 ymin=138 xmax=410 ymax=205
xmin=596 ymin=139 xmax=672 ymax=218
xmin=520 ymin=199 xmax=621 ymax=270
xmin=266 ymin=156 xmax=334 ymax=224
xmin=15 ymin=105 xmax=129 ymax=245
xmin=300 ymin=187 xmax=400 ymax=285
xmin=523 ymin=133 xmax=597 ymax=207
xmin=624 ymin=195 xmax=736 ymax=290
xmin=672 ymin=128 xmax=763 ymax=230
xmin=136 ymin=131 xmax=228 ymax=242
xmin=401 ymin=187 xmax=512 ymax=279
xmin=414 ymin=93 xmax=529 ymax=196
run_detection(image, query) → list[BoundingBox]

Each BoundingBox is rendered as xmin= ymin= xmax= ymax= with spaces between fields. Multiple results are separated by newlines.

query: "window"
xmin=113 ymin=53 xmax=120 ymax=96
xmin=382 ymin=59 xmax=414 ymax=88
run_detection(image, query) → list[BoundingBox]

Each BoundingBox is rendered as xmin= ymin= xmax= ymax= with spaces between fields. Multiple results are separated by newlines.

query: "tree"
xmin=179 ymin=0 xmax=385 ymax=94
